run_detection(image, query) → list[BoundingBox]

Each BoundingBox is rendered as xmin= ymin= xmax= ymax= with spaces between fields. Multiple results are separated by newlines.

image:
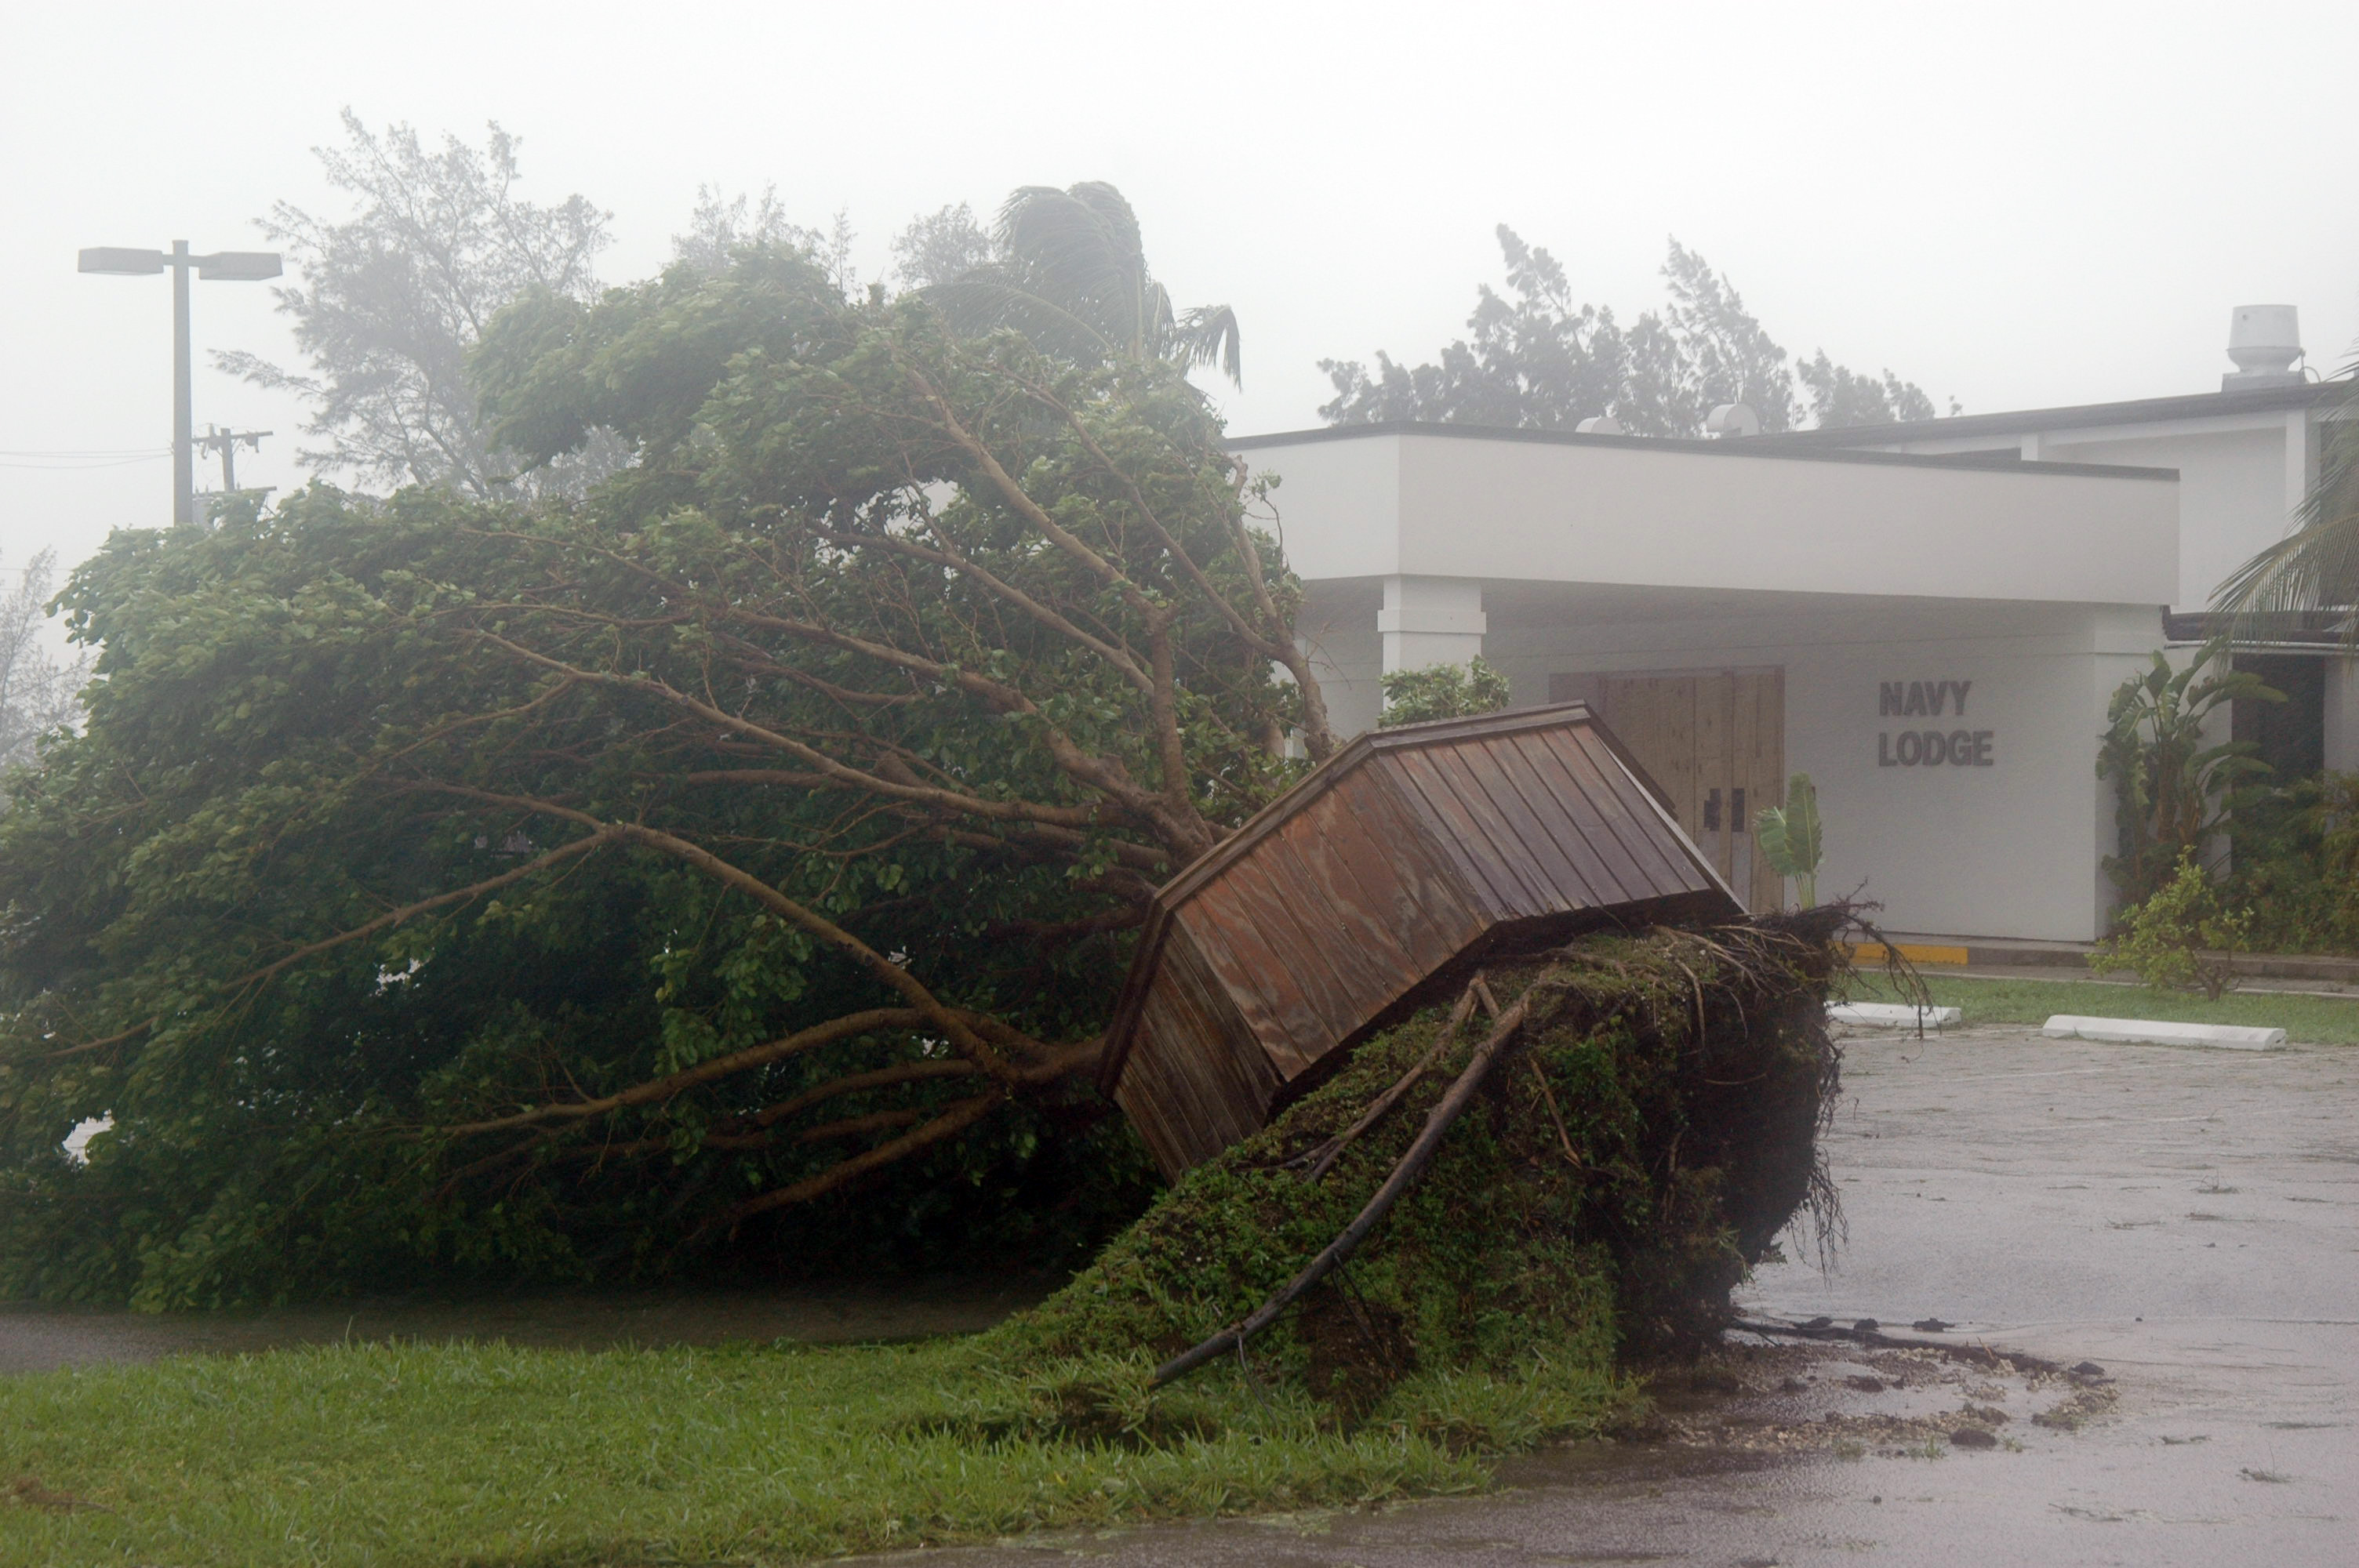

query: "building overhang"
xmin=1234 ymin=423 xmax=2179 ymax=607
xmin=1752 ymin=379 xmax=2347 ymax=452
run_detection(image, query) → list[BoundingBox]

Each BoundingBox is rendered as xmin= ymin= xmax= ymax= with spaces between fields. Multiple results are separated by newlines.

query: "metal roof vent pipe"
xmin=2223 ymin=303 xmax=2304 ymax=390
xmin=1705 ymin=403 xmax=1761 ymax=438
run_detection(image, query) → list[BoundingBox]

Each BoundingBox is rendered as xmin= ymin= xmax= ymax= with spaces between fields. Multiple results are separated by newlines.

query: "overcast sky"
xmin=6 ymin=0 xmax=2355 ymax=600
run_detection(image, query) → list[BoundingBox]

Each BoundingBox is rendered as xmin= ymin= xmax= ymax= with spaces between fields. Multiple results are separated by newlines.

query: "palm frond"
xmin=1173 ymin=304 xmax=1243 ymax=387
xmin=2213 ymin=365 xmax=2359 ymax=645
xmin=923 ymin=181 xmax=1241 ymax=384
xmin=996 ymin=185 xmax=1145 ymax=350
xmin=918 ymin=275 xmax=1120 ymax=363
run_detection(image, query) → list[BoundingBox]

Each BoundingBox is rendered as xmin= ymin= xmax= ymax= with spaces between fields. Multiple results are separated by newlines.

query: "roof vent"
xmin=2223 ymin=304 xmax=2303 ymax=390
xmin=1575 ymin=416 xmax=1623 ymax=435
xmin=1705 ymin=403 xmax=1760 ymax=438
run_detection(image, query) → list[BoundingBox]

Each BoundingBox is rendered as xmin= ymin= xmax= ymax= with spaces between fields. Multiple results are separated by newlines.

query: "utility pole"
xmin=173 ymin=241 xmax=191 ymax=524
xmin=78 ymin=242 xmax=282 ymax=525
xmin=195 ymin=425 xmax=271 ymax=495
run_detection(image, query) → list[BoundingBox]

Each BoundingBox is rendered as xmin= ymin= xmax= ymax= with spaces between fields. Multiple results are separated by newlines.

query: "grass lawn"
xmin=1845 ymin=970 xmax=2359 ymax=1045
xmin=0 ymin=1333 xmax=1616 ymax=1566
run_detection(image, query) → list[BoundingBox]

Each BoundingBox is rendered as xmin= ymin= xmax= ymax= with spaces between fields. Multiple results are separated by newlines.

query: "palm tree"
xmin=924 ymin=182 xmax=1241 ymax=386
xmin=2214 ymin=345 xmax=2359 ymax=639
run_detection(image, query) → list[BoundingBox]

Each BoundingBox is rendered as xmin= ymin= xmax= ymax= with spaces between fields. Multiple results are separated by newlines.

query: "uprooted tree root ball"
xmin=972 ymin=912 xmax=1845 ymax=1445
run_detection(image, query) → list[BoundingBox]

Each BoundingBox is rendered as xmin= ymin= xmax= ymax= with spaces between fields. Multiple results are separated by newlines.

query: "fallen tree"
xmin=0 ymin=244 xmax=1332 ymax=1305
xmin=981 ymin=916 xmax=1846 ymax=1427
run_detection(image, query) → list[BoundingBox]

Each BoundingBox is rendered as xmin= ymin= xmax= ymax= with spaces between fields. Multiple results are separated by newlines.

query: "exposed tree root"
xmin=1150 ymin=993 xmax=1532 ymax=1388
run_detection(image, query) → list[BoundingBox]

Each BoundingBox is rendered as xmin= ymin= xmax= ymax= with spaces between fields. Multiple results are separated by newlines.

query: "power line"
xmin=0 ymin=446 xmax=173 ymax=456
xmin=0 ymin=449 xmax=172 ymax=470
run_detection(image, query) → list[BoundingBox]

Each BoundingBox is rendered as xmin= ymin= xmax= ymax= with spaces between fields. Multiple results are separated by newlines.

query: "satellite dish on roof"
xmin=1576 ymin=416 xmax=1623 ymax=435
xmin=1705 ymin=404 xmax=1761 ymax=438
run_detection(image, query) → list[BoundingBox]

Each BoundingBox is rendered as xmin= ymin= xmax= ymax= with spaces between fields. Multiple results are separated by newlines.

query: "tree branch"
xmin=698 ymin=1089 xmax=1007 ymax=1238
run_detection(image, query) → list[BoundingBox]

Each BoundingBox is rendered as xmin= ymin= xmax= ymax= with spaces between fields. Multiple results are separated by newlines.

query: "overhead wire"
xmin=0 ymin=447 xmax=173 ymax=470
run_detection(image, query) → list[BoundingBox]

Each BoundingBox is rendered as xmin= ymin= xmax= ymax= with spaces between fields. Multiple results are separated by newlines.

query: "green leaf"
xmin=1754 ymin=773 xmax=1822 ymax=907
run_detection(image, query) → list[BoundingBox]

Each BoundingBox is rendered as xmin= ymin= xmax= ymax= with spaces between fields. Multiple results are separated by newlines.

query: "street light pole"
xmin=172 ymin=241 xmax=192 ymax=525
xmin=78 ymin=241 xmax=282 ymax=527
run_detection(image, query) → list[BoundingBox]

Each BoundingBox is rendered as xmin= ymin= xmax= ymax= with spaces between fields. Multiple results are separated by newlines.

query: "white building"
xmin=1248 ymin=310 xmax=2353 ymax=943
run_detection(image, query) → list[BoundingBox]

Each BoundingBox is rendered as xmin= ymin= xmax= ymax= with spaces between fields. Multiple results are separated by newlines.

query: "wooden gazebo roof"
xmin=1101 ymin=701 xmax=1744 ymax=1179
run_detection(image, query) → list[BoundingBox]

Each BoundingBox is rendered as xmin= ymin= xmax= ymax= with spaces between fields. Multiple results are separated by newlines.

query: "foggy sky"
xmin=6 ymin=0 xmax=2355 ymax=597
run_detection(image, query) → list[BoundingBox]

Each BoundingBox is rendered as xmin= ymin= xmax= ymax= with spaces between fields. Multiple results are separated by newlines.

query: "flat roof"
xmin=1230 ymin=423 xmax=2179 ymax=604
xmin=1755 ymin=379 xmax=2346 ymax=449
xmin=1230 ymin=419 xmax=2175 ymax=481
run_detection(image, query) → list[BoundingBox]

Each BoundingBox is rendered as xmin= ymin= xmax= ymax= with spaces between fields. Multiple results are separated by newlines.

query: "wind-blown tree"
xmin=923 ymin=183 xmax=1243 ymax=386
xmin=1796 ymin=351 xmax=1940 ymax=429
xmin=1321 ymin=228 xmax=1946 ymax=435
xmin=0 ymin=551 xmax=84 ymax=800
xmin=0 ymin=246 xmax=1334 ymax=1306
xmin=219 ymin=111 xmax=618 ymax=498
xmin=892 ymin=203 xmax=996 ymax=291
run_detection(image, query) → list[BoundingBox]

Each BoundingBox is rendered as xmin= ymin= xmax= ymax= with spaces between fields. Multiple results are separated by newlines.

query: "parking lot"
xmin=881 ymin=1025 xmax=2359 ymax=1566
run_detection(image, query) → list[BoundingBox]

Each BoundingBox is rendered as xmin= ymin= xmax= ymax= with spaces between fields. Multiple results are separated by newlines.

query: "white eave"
xmin=1231 ymin=424 xmax=2179 ymax=608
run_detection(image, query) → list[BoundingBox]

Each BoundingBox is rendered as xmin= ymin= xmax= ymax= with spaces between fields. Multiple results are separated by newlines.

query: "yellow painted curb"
xmin=1851 ymin=942 xmax=1970 ymax=967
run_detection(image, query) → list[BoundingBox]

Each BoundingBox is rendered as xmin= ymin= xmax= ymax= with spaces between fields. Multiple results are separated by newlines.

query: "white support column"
xmin=2286 ymin=408 xmax=2317 ymax=525
xmin=1377 ymin=575 xmax=1486 ymax=673
xmin=2324 ymin=657 xmax=2359 ymax=775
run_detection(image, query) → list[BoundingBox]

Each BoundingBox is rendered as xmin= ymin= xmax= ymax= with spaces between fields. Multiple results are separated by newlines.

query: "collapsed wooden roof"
xmin=1101 ymin=701 xmax=1746 ymax=1180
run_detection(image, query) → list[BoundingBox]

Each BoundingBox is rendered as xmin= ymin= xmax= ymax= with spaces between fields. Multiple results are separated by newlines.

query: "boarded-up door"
xmin=1550 ymin=668 xmax=1786 ymax=910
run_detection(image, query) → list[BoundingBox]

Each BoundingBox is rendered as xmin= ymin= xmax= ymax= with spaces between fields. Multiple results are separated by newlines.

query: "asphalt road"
xmin=867 ymin=1026 xmax=2359 ymax=1567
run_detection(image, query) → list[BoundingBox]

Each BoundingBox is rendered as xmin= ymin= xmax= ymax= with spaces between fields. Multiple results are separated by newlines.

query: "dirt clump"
xmin=983 ymin=914 xmax=1847 ymax=1439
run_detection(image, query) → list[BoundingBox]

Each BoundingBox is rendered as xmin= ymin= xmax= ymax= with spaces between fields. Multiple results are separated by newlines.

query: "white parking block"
xmin=1828 ymin=1003 xmax=1963 ymax=1029
xmin=2041 ymin=1014 xmax=2287 ymax=1049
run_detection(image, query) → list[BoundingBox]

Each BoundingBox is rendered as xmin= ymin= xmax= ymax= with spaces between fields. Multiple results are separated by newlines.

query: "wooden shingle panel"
xmin=1101 ymin=702 xmax=1742 ymax=1178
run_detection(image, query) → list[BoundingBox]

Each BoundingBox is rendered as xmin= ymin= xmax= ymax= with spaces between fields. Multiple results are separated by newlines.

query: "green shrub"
xmin=1379 ymin=659 xmax=1512 ymax=728
xmin=2096 ymin=641 xmax=2277 ymax=906
xmin=2226 ymin=770 xmax=2359 ymax=955
xmin=2092 ymin=848 xmax=2252 ymax=1000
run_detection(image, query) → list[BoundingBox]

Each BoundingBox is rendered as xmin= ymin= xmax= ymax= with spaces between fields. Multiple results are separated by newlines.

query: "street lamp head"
xmin=78 ymin=246 xmax=165 ymax=275
xmin=196 ymin=251 xmax=282 ymax=281
xmin=78 ymin=237 xmax=286 ymax=528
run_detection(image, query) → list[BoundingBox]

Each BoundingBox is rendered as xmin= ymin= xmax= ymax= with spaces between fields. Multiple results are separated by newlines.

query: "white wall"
xmin=1246 ymin=430 xmax=2179 ymax=608
xmin=1481 ymin=593 xmax=2154 ymax=940
xmin=2049 ymin=429 xmax=2290 ymax=610
xmin=1299 ymin=579 xmax=1383 ymax=740
xmin=1252 ymin=426 xmax=2186 ymax=939
xmin=1836 ymin=408 xmax=2313 ymax=613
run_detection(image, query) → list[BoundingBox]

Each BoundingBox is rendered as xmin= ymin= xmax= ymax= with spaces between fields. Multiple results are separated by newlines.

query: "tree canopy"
xmin=921 ymin=183 xmax=1242 ymax=387
xmin=218 ymin=111 xmax=618 ymax=499
xmin=0 ymin=551 xmax=83 ymax=804
xmin=1319 ymin=229 xmax=1946 ymax=435
xmin=0 ymin=245 xmax=1330 ymax=1306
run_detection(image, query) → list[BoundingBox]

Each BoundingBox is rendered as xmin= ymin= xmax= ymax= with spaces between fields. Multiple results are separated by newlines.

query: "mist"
xmin=6 ymin=0 xmax=2355 ymax=581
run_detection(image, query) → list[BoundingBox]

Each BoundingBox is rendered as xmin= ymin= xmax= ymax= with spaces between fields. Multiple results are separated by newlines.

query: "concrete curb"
xmin=1830 ymin=1003 xmax=1964 ymax=1029
xmin=2041 ymin=1014 xmax=2288 ymax=1049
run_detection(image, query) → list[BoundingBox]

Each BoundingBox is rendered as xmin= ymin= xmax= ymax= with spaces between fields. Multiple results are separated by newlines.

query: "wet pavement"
xmin=861 ymin=1026 xmax=2359 ymax=1566
xmin=0 ymin=1276 xmax=1051 ymax=1375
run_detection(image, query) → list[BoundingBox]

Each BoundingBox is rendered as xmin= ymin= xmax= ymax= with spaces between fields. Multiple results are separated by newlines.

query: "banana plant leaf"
xmin=1754 ymin=772 xmax=1822 ymax=908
